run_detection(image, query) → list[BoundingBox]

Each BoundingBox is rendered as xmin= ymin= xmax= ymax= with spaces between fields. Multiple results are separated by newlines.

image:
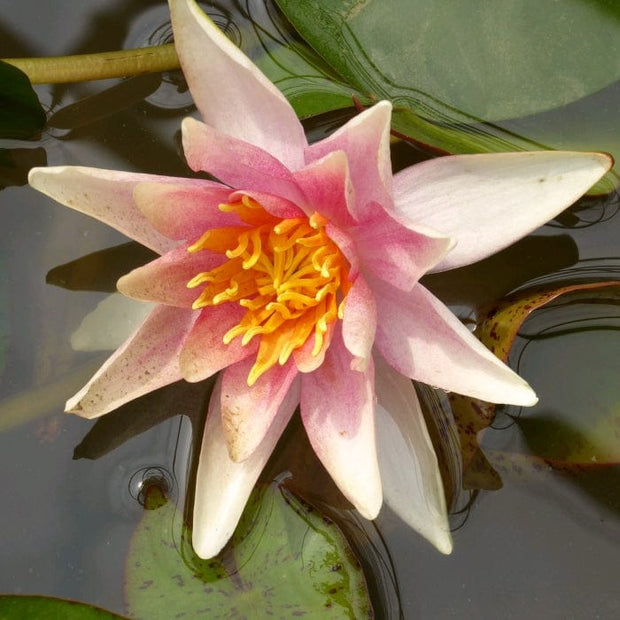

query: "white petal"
xmin=192 ymin=376 xmax=298 ymax=559
xmin=28 ymin=166 xmax=182 ymax=254
xmin=71 ymin=293 xmax=155 ymax=352
xmin=373 ymin=279 xmax=537 ymax=406
xmin=375 ymin=358 xmax=453 ymax=554
xmin=169 ymin=0 xmax=307 ymax=169
xmin=392 ymin=151 xmax=612 ymax=271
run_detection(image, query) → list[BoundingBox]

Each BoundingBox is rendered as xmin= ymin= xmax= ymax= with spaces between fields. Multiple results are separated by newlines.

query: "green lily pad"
xmin=0 ymin=61 xmax=46 ymax=139
xmin=0 ymin=595 xmax=125 ymax=619
xmin=276 ymin=0 xmax=620 ymax=190
xmin=125 ymin=481 xmax=372 ymax=619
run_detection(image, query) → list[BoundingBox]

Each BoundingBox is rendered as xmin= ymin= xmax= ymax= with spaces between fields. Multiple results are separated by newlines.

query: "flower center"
xmin=187 ymin=196 xmax=351 ymax=385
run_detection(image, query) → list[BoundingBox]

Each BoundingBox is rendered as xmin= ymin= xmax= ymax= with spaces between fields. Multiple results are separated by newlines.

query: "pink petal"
xmin=228 ymin=189 xmax=304 ymax=220
xmin=179 ymin=304 xmax=257 ymax=382
xmin=182 ymin=118 xmax=306 ymax=206
xmin=325 ymin=222 xmax=360 ymax=282
xmin=292 ymin=324 xmax=333 ymax=373
xmin=220 ymin=359 xmax=300 ymax=462
xmin=374 ymin=357 xmax=452 ymax=554
xmin=372 ymin=279 xmax=538 ymax=405
xmin=292 ymin=150 xmax=356 ymax=228
xmin=352 ymin=206 xmax=453 ymax=290
xmin=300 ymin=328 xmax=381 ymax=519
xmin=305 ymin=101 xmax=393 ymax=221
xmin=117 ymin=245 xmax=224 ymax=308
xmin=342 ymin=274 xmax=376 ymax=371
xmin=192 ymin=376 xmax=298 ymax=559
xmin=169 ymin=0 xmax=307 ymax=170
xmin=392 ymin=151 xmax=612 ymax=272
xmin=133 ymin=181 xmax=234 ymax=241
xmin=66 ymin=305 xmax=196 ymax=418
xmin=28 ymin=166 xmax=186 ymax=254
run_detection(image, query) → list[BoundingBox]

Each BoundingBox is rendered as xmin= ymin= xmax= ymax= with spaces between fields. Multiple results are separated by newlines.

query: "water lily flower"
xmin=29 ymin=0 xmax=611 ymax=559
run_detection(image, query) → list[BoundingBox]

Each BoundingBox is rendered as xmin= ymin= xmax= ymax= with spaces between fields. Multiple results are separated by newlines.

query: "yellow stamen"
xmin=187 ymin=201 xmax=351 ymax=385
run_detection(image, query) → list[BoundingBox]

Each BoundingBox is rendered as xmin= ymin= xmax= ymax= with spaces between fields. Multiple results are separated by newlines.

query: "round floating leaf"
xmin=125 ymin=481 xmax=372 ymax=618
xmin=0 ymin=595 xmax=125 ymax=619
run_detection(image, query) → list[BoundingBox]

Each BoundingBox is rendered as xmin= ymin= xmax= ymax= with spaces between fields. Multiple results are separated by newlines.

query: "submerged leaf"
xmin=450 ymin=281 xmax=620 ymax=487
xmin=125 ymin=480 xmax=372 ymax=618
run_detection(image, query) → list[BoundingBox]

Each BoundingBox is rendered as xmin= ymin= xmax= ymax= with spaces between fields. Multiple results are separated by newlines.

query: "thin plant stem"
xmin=2 ymin=44 xmax=180 ymax=84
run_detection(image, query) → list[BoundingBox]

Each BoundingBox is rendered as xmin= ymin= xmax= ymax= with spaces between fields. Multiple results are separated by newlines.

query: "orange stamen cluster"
xmin=187 ymin=196 xmax=351 ymax=385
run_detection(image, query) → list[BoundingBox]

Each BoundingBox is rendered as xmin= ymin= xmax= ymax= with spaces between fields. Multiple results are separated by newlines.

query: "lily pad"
xmin=125 ymin=481 xmax=372 ymax=619
xmin=0 ymin=61 xmax=46 ymax=139
xmin=276 ymin=0 xmax=620 ymax=190
xmin=0 ymin=595 xmax=125 ymax=619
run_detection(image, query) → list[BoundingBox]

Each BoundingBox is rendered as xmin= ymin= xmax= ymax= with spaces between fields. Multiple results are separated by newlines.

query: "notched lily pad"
xmin=449 ymin=280 xmax=620 ymax=488
xmin=125 ymin=480 xmax=372 ymax=619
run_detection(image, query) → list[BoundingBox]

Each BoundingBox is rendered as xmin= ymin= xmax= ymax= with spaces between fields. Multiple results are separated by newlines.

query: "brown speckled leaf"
xmin=450 ymin=280 xmax=619 ymax=489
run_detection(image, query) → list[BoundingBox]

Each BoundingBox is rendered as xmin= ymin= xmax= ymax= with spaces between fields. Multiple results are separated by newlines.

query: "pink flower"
xmin=29 ymin=0 xmax=611 ymax=558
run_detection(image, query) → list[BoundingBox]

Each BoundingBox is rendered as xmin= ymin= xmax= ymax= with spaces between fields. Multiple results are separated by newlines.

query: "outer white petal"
xmin=375 ymin=357 xmax=452 ymax=554
xmin=66 ymin=305 xmax=196 ymax=418
xmin=392 ymin=151 xmax=612 ymax=272
xmin=373 ymin=279 xmax=538 ymax=406
xmin=169 ymin=0 xmax=307 ymax=169
xmin=28 ymin=166 xmax=185 ymax=254
xmin=192 ymin=377 xmax=298 ymax=559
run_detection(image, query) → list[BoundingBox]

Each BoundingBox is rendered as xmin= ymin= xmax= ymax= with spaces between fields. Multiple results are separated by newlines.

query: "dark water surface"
xmin=1 ymin=1 xmax=619 ymax=618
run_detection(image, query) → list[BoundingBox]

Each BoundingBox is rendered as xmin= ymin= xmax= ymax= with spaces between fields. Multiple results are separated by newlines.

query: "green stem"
xmin=2 ymin=44 xmax=180 ymax=84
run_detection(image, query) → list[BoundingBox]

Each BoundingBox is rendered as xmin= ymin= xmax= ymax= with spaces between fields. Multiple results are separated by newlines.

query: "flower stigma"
xmin=187 ymin=196 xmax=352 ymax=385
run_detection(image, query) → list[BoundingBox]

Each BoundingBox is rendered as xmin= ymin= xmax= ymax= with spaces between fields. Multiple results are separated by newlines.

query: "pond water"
xmin=1 ymin=1 xmax=619 ymax=618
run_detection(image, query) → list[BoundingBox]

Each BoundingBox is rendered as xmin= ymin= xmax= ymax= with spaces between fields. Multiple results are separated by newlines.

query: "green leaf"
xmin=0 ymin=595 xmax=126 ymax=619
xmin=0 ymin=61 xmax=46 ymax=139
xmin=125 ymin=482 xmax=372 ymax=619
xmin=276 ymin=0 xmax=620 ymax=190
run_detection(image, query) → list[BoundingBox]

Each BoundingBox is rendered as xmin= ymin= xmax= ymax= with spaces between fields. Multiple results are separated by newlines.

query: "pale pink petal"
xmin=182 ymin=118 xmax=306 ymax=205
xmin=220 ymin=359 xmax=300 ymax=462
xmin=372 ymin=279 xmax=538 ymax=405
xmin=374 ymin=357 xmax=452 ymax=554
xmin=342 ymin=274 xmax=376 ymax=371
xmin=133 ymin=181 xmax=234 ymax=241
xmin=292 ymin=324 xmax=333 ymax=373
xmin=305 ymin=101 xmax=393 ymax=221
xmin=300 ymin=329 xmax=381 ymax=519
xmin=28 ymin=166 xmax=187 ymax=254
xmin=325 ymin=223 xmax=360 ymax=282
xmin=117 ymin=245 xmax=225 ymax=308
xmin=66 ymin=305 xmax=196 ymax=418
xmin=293 ymin=150 xmax=356 ymax=228
xmin=179 ymin=304 xmax=257 ymax=382
xmin=192 ymin=376 xmax=298 ymax=559
xmin=169 ymin=0 xmax=307 ymax=169
xmin=228 ymin=189 xmax=304 ymax=220
xmin=392 ymin=151 xmax=612 ymax=272
xmin=352 ymin=207 xmax=453 ymax=291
